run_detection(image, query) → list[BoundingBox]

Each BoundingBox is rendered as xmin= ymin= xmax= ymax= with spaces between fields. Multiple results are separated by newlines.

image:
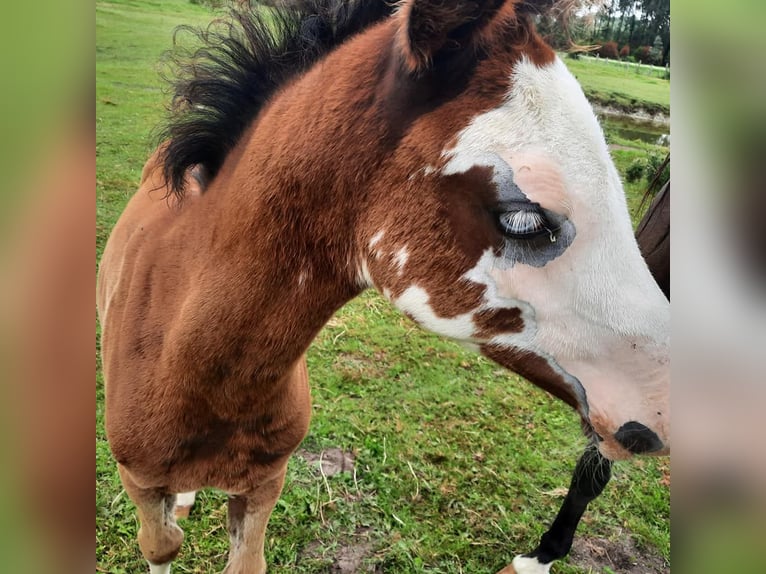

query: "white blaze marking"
xmin=512 ymin=555 xmax=552 ymax=574
xmin=438 ymin=56 xmax=668 ymax=340
xmin=432 ymin=56 xmax=669 ymax=442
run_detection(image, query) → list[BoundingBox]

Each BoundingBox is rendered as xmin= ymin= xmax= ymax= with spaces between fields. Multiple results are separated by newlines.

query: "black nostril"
xmin=614 ymin=421 xmax=664 ymax=454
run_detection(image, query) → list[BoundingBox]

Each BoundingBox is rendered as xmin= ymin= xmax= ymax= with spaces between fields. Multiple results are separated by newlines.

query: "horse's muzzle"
xmin=614 ymin=421 xmax=664 ymax=454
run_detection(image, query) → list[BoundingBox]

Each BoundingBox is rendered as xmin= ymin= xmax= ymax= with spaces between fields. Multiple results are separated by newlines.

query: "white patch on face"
xmin=434 ymin=56 xmax=670 ymax=448
xmin=148 ymin=560 xmax=172 ymax=574
xmin=462 ymin=250 xmax=537 ymax=346
xmin=440 ymin=56 xmax=666 ymax=332
xmin=460 ymin=249 xmax=590 ymax=411
xmin=394 ymin=285 xmax=476 ymax=339
xmin=393 ymin=247 xmax=409 ymax=273
xmin=392 ymin=256 xmax=537 ymax=346
xmin=441 ymin=57 xmax=668 ymax=325
xmin=512 ymin=555 xmax=552 ymax=574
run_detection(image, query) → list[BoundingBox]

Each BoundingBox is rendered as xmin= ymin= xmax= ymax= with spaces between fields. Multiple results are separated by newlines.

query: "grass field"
xmin=96 ymin=1 xmax=670 ymax=573
xmin=564 ymin=55 xmax=670 ymax=115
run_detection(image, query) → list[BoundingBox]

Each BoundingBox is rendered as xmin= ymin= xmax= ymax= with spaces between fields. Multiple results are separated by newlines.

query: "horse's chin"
xmin=596 ymin=441 xmax=636 ymax=462
xmin=591 ymin=433 xmax=670 ymax=462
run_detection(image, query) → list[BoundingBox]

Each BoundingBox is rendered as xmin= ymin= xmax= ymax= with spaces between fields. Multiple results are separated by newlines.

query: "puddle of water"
xmin=601 ymin=115 xmax=669 ymax=146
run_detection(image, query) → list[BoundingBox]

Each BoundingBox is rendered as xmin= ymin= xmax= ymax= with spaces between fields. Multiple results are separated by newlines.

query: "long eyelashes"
xmin=499 ymin=210 xmax=546 ymax=235
xmin=498 ymin=209 xmax=559 ymax=243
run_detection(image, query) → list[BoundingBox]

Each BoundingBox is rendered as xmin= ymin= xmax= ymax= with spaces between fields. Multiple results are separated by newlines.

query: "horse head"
xmin=347 ymin=0 xmax=670 ymax=461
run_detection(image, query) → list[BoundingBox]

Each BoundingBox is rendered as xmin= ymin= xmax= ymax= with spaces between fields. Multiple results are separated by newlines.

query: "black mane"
xmin=158 ymin=0 xmax=394 ymax=198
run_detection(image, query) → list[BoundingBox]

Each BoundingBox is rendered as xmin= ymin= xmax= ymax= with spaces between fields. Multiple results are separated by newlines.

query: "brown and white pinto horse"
xmin=97 ymin=1 xmax=670 ymax=573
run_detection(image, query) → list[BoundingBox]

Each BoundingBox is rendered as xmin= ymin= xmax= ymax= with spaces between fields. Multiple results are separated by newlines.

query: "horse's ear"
xmin=396 ymin=0 xmax=506 ymax=74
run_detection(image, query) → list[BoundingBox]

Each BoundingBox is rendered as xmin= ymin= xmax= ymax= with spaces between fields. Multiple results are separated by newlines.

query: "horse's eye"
xmin=498 ymin=209 xmax=551 ymax=239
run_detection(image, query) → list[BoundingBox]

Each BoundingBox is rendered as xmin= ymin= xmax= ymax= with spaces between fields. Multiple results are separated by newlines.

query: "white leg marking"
xmin=176 ymin=491 xmax=196 ymax=508
xmin=512 ymin=555 xmax=552 ymax=574
xmin=148 ymin=560 xmax=172 ymax=574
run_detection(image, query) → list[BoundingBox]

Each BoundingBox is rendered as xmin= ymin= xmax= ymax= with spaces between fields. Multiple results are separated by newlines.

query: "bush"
xmin=620 ymin=44 xmax=630 ymax=59
xmin=634 ymin=46 xmax=652 ymax=64
xmin=626 ymin=158 xmax=647 ymax=183
xmin=646 ymin=152 xmax=670 ymax=186
xmin=598 ymin=41 xmax=619 ymax=60
xmin=627 ymin=153 xmax=669 ymax=185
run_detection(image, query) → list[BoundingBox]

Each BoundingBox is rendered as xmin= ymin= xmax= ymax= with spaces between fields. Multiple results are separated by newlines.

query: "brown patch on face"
xmin=363 ymin=166 xmax=503 ymax=320
xmin=473 ymin=307 xmax=524 ymax=338
xmin=360 ymin=12 xmax=556 ymax=320
xmin=481 ymin=343 xmax=582 ymax=410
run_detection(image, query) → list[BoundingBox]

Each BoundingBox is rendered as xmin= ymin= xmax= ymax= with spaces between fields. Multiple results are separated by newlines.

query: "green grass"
xmin=563 ymin=55 xmax=670 ymax=115
xmin=96 ymin=2 xmax=670 ymax=573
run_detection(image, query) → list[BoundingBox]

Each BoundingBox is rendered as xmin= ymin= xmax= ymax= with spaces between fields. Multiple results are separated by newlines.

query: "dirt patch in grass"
xmin=569 ymin=535 xmax=669 ymax=574
xmin=333 ymin=350 xmax=389 ymax=381
xmin=300 ymin=528 xmax=378 ymax=573
xmin=333 ymin=540 xmax=376 ymax=573
xmin=296 ymin=448 xmax=356 ymax=477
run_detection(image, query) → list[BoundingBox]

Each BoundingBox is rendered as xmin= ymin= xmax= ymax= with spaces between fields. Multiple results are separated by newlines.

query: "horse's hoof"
xmin=495 ymin=566 xmax=517 ymax=574
xmin=174 ymin=505 xmax=192 ymax=519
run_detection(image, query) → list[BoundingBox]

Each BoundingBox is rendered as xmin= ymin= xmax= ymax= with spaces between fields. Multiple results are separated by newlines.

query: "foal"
xmin=98 ymin=2 xmax=670 ymax=572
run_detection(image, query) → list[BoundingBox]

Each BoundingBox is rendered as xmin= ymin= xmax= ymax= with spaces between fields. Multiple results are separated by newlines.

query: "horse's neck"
xmin=168 ymin=29 xmax=395 ymax=384
xmin=170 ymin=144 xmax=364 ymax=387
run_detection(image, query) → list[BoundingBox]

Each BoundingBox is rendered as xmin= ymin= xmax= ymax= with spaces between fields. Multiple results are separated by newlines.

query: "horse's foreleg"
xmin=222 ymin=466 xmax=287 ymax=574
xmin=499 ymin=445 xmax=613 ymax=574
xmin=118 ymin=465 xmax=185 ymax=574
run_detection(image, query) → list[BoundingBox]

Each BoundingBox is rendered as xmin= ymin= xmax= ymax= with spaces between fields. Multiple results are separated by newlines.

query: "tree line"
xmin=539 ymin=0 xmax=670 ymax=67
xmin=190 ymin=0 xmax=670 ymax=67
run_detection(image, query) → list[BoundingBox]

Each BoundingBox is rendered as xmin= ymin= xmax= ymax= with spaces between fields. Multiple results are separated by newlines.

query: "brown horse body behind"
xmin=636 ymin=178 xmax=670 ymax=299
xmin=98 ymin=2 xmax=670 ymax=573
